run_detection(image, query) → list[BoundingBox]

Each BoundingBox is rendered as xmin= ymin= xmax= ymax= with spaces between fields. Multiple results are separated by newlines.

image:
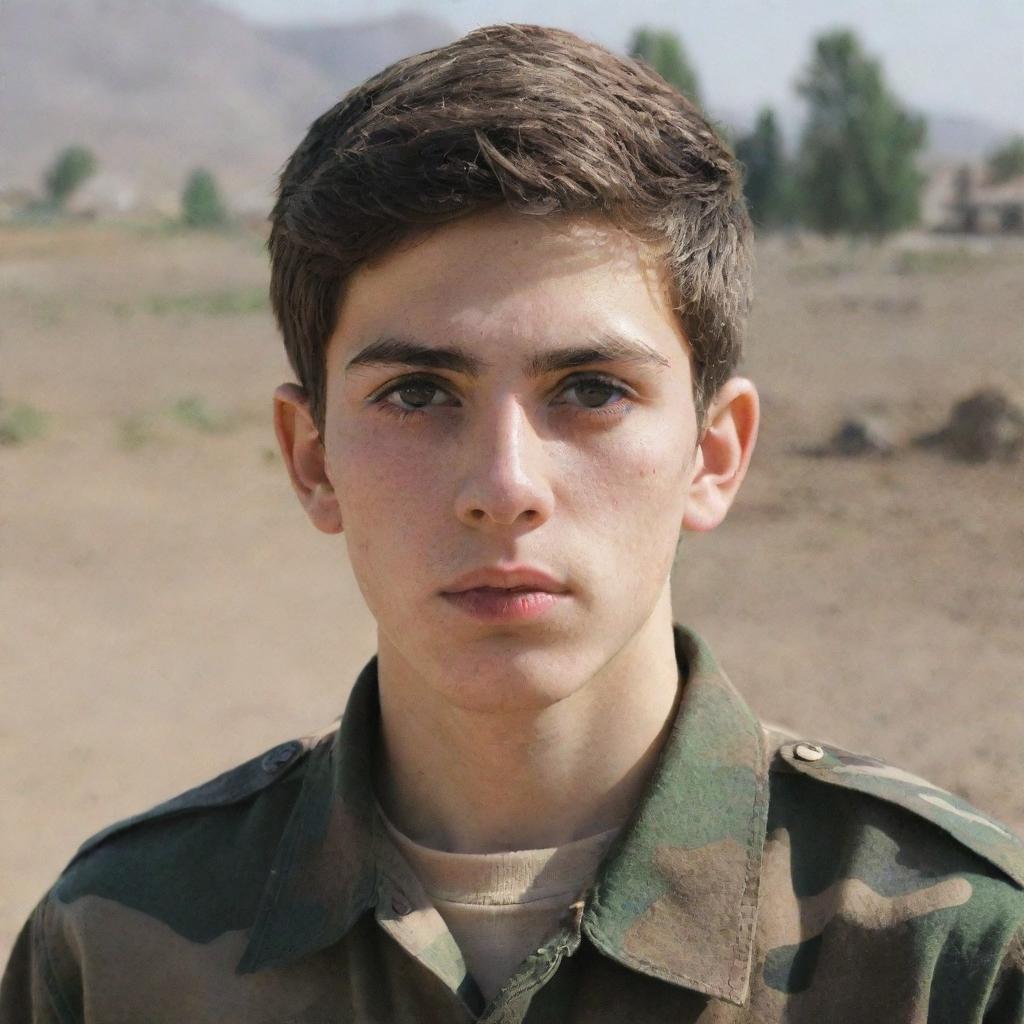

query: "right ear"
xmin=273 ymin=383 xmax=343 ymax=535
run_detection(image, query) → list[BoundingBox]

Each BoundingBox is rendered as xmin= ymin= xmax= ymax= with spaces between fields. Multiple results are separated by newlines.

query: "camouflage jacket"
xmin=3 ymin=624 xmax=1023 ymax=1023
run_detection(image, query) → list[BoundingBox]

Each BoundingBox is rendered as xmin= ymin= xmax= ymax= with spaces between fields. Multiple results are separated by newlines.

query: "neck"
xmin=373 ymin=596 xmax=682 ymax=853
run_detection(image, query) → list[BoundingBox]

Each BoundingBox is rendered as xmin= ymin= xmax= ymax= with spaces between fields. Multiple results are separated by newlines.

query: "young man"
xmin=3 ymin=23 xmax=1023 ymax=1024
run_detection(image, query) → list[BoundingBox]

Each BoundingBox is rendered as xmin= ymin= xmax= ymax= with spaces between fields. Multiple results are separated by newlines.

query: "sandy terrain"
xmin=2 ymin=221 xmax=1022 ymax=957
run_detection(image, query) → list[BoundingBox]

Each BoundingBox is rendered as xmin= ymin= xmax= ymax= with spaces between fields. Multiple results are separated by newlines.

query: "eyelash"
xmin=370 ymin=373 xmax=634 ymax=423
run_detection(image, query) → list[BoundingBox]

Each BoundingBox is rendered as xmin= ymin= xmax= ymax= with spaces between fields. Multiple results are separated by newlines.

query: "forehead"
xmin=328 ymin=209 xmax=687 ymax=368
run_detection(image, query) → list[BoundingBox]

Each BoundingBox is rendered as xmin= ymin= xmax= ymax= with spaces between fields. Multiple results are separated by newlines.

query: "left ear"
xmin=682 ymin=377 xmax=759 ymax=533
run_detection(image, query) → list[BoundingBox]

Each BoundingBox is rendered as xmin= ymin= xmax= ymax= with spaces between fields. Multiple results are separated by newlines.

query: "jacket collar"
xmin=239 ymin=624 xmax=770 ymax=1006
xmin=582 ymin=626 xmax=769 ymax=1005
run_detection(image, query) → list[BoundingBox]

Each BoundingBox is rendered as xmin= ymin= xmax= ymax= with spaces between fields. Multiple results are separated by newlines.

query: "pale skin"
xmin=274 ymin=207 xmax=759 ymax=853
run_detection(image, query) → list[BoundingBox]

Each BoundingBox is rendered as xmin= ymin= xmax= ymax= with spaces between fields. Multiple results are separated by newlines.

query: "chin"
xmin=444 ymin=677 xmax=583 ymax=715
xmin=437 ymin=648 xmax=588 ymax=714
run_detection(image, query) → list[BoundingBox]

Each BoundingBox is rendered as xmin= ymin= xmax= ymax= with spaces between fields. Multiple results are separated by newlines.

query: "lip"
xmin=440 ymin=565 xmax=569 ymax=595
xmin=441 ymin=587 xmax=564 ymax=622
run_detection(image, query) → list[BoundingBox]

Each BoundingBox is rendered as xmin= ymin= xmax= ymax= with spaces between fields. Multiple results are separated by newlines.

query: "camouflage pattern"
xmin=3 ymin=623 xmax=1023 ymax=1022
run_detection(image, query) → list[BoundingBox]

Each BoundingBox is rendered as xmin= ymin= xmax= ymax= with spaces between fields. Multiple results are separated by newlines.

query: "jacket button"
xmin=793 ymin=742 xmax=825 ymax=762
xmin=392 ymin=895 xmax=412 ymax=916
xmin=261 ymin=742 xmax=300 ymax=773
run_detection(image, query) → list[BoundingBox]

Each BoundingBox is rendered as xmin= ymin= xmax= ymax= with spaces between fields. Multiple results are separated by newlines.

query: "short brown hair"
xmin=268 ymin=23 xmax=752 ymax=433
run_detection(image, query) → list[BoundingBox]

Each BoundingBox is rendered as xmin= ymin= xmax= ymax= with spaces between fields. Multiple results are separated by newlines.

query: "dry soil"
xmin=2 ymin=222 xmax=1022 ymax=957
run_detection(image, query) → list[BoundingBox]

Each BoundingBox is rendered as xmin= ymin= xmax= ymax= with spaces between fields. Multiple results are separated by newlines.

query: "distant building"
xmin=67 ymin=174 xmax=139 ymax=217
xmin=933 ymin=165 xmax=1024 ymax=234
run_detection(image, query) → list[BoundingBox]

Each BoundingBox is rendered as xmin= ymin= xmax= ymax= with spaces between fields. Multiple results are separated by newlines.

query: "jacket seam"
xmin=725 ymin=718 xmax=769 ymax=1001
xmin=240 ymin=761 xmax=315 ymax=969
xmin=37 ymin=899 xmax=79 ymax=1024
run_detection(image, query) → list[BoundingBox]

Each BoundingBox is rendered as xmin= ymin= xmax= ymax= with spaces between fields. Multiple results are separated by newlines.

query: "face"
xmin=276 ymin=208 xmax=757 ymax=712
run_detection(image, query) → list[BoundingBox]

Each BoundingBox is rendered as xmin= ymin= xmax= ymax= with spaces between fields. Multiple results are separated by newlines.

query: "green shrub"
xmin=170 ymin=395 xmax=232 ymax=433
xmin=181 ymin=168 xmax=228 ymax=228
xmin=0 ymin=403 xmax=48 ymax=445
xmin=116 ymin=414 xmax=157 ymax=450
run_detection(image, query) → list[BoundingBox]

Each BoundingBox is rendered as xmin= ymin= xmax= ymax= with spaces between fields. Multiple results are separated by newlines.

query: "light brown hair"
xmin=268 ymin=23 xmax=752 ymax=433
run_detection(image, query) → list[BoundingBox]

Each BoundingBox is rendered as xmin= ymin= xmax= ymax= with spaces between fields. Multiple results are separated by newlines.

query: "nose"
xmin=453 ymin=395 xmax=555 ymax=529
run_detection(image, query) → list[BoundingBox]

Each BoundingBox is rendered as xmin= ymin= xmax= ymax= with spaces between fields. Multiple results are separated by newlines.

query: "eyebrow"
xmin=344 ymin=331 xmax=672 ymax=377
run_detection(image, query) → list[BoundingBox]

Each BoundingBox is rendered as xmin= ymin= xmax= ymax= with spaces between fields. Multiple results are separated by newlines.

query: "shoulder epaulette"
xmin=764 ymin=725 xmax=1024 ymax=889
xmin=66 ymin=729 xmax=330 ymax=870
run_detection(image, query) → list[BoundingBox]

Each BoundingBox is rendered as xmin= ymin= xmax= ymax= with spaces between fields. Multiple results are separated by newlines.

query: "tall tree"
xmin=795 ymin=29 xmax=926 ymax=237
xmin=735 ymin=108 xmax=791 ymax=229
xmin=43 ymin=145 xmax=97 ymax=210
xmin=628 ymin=27 xmax=701 ymax=105
xmin=986 ymin=135 xmax=1024 ymax=184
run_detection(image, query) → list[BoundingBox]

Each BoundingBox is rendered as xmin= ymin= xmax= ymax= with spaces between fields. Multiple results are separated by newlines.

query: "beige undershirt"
xmin=379 ymin=808 xmax=621 ymax=1002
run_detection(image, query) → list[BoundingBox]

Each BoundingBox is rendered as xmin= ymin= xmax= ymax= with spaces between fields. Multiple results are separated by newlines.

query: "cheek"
xmin=595 ymin=433 xmax=692 ymax=592
xmin=334 ymin=420 xmax=440 ymax=507
xmin=575 ymin=422 xmax=690 ymax=522
xmin=328 ymin=424 xmax=446 ymax=567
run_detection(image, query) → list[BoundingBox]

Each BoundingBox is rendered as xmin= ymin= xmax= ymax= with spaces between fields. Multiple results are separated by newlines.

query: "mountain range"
xmin=1 ymin=0 xmax=456 ymax=212
xmin=0 ymin=0 xmax=1014 ymax=215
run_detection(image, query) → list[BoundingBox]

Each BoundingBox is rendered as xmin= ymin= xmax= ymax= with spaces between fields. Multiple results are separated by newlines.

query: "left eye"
xmin=558 ymin=377 xmax=627 ymax=409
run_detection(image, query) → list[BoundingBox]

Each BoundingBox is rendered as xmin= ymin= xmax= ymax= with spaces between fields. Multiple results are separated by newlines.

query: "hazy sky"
xmin=220 ymin=0 xmax=1024 ymax=135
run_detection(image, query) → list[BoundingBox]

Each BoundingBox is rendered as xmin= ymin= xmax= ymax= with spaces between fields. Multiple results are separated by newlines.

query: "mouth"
xmin=441 ymin=565 xmax=568 ymax=596
xmin=440 ymin=586 xmax=566 ymax=622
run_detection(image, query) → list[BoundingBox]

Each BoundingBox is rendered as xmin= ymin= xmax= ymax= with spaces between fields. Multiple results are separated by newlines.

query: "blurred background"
xmin=2 ymin=0 xmax=1022 ymax=958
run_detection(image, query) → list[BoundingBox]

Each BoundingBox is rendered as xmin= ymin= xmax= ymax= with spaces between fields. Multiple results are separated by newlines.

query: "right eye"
xmin=372 ymin=375 xmax=458 ymax=417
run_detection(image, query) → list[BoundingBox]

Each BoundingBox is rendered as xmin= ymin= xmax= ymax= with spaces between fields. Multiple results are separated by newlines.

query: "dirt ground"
xmin=2 ymin=221 xmax=1022 ymax=958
